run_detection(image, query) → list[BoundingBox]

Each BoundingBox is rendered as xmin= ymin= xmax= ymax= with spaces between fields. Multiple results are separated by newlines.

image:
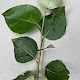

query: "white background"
xmin=0 ymin=0 xmax=80 ymax=80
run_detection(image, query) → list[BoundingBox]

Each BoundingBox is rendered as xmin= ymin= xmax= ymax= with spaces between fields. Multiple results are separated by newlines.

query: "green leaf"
xmin=37 ymin=44 xmax=55 ymax=51
xmin=39 ymin=0 xmax=62 ymax=9
xmin=45 ymin=60 xmax=70 ymax=80
xmin=2 ymin=5 xmax=41 ymax=34
xmin=14 ymin=71 xmax=34 ymax=80
xmin=43 ymin=6 xmax=66 ymax=40
xmin=12 ymin=37 xmax=38 ymax=63
xmin=47 ymin=44 xmax=55 ymax=48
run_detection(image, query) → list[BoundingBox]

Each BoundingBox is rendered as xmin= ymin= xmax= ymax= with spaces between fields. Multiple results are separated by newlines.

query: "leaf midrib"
xmin=14 ymin=18 xmax=37 ymax=25
xmin=44 ymin=19 xmax=55 ymax=37
xmin=45 ymin=68 xmax=68 ymax=76
xmin=21 ymin=47 xmax=35 ymax=59
xmin=47 ymin=0 xmax=51 ymax=8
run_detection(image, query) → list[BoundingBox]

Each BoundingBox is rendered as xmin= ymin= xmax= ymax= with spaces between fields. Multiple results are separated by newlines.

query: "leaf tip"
xmin=12 ymin=39 xmax=15 ymax=43
xmin=12 ymin=38 xmax=18 ymax=44
xmin=2 ymin=11 xmax=5 ymax=17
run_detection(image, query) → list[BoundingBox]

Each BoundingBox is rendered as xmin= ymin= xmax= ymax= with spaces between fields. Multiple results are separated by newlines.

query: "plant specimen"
xmin=2 ymin=0 xmax=70 ymax=80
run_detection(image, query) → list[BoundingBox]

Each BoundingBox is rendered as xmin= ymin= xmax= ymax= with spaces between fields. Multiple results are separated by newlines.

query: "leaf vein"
xmin=21 ymin=47 xmax=35 ymax=59
xmin=44 ymin=19 xmax=55 ymax=37
xmin=45 ymin=68 xmax=68 ymax=76
xmin=14 ymin=18 xmax=37 ymax=25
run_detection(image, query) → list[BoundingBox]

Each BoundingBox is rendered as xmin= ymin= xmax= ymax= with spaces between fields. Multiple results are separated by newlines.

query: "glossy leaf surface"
xmin=3 ymin=5 xmax=41 ymax=34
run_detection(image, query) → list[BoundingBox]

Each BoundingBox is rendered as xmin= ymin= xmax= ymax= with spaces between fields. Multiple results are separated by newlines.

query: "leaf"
xmin=45 ymin=60 xmax=70 ymax=80
xmin=12 ymin=37 xmax=38 ymax=63
xmin=2 ymin=5 xmax=41 ymax=34
xmin=37 ymin=44 xmax=55 ymax=51
xmin=39 ymin=0 xmax=62 ymax=9
xmin=47 ymin=44 xmax=55 ymax=48
xmin=13 ymin=71 xmax=34 ymax=80
xmin=42 ymin=6 xmax=66 ymax=40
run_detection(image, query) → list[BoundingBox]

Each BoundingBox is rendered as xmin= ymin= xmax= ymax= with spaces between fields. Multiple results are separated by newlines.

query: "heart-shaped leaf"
xmin=14 ymin=71 xmax=34 ymax=80
xmin=2 ymin=5 xmax=41 ymax=34
xmin=42 ymin=6 xmax=66 ymax=40
xmin=12 ymin=37 xmax=38 ymax=63
xmin=39 ymin=0 xmax=62 ymax=9
xmin=45 ymin=60 xmax=70 ymax=80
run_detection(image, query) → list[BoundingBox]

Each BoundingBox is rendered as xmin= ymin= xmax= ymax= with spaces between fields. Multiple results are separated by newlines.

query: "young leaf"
xmin=2 ymin=5 xmax=41 ymax=34
xmin=43 ymin=6 xmax=66 ymax=40
xmin=47 ymin=44 xmax=55 ymax=48
xmin=37 ymin=44 xmax=55 ymax=51
xmin=45 ymin=60 xmax=70 ymax=80
xmin=39 ymin=0 xmax=62 ymax=9
xmin=12 ymin=37 xmax=38 ymax=63
xmin=13 ymin=71 xmax=34 ymax=80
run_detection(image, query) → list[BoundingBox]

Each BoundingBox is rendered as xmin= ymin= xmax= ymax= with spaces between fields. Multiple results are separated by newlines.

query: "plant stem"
xmin=36 ymin=8 xmax=48 ymax=80
xmin=37 ymin=47 xmax=47 ymax=51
